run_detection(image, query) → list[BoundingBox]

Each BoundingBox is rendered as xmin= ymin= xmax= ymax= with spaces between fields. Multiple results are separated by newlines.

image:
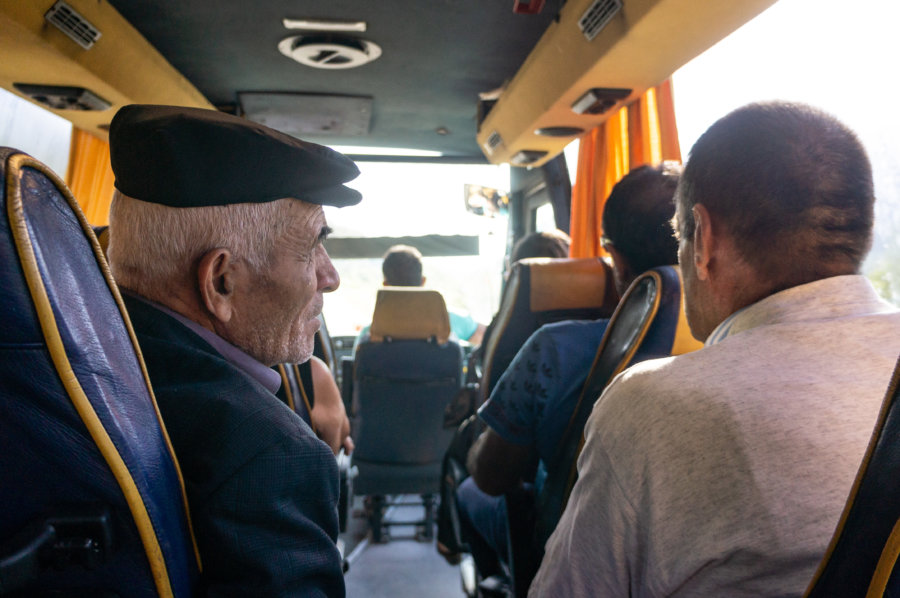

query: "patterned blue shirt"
xmin=478 ymin=318 xmax=609 ymax=463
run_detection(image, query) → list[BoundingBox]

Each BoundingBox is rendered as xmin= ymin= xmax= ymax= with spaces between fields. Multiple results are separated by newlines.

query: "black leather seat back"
xmin=0 ymin=148 xmax=199 ymax=597
xmin=805 ymin=354 xmax=900 ymax=597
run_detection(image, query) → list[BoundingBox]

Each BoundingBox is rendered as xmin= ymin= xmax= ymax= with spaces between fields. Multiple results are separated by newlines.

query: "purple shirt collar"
xmin=126 ymin=292 xmax=282 ymax=394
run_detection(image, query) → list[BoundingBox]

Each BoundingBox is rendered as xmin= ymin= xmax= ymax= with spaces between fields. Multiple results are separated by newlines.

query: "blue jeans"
xmin=456 ymin=476 xmax=509 ymax=563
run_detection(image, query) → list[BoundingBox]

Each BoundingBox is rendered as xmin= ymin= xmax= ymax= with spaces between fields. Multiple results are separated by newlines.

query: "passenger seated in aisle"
xmin=457 ymin=162 xmax=682 ymax=569
xmin=106 ymin=105 xmax=359 ymax=597
xmin=530 ymin=101 xmax=900 ymax=597
xmin=354 ymin=244 xmax=486 ymax=349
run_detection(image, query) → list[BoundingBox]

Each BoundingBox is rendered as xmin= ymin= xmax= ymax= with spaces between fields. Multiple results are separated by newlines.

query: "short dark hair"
xmin=601 ymin=162 xmax=682 ymax=274
xmin=676 ymin=101 xmax=873 ymax=289
xmin=382 ymin=244 xmax=423 ymax=286
xmin=509 ymin=230 xmax=570 ymax=264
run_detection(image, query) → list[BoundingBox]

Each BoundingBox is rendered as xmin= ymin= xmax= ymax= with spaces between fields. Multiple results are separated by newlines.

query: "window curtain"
xmin=66 ymin=128 xmax=115 ymax=226
xmin=569 ymin=79 xmax=682 ymax=258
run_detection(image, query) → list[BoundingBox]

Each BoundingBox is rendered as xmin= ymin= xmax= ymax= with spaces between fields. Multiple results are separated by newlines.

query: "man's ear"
xmin=692 ymin=203 xmax=715 ymax=282
xmin=197 ymin=248 xmax=235 ymax=323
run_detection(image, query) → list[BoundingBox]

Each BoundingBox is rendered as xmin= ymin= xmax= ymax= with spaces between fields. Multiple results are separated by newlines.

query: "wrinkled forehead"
xmin=279 ymin=199 xmax=327 ymax=244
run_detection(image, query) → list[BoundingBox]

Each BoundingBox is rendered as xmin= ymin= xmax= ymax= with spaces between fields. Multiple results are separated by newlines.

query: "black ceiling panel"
xmin=108 ymin=0 xmax=562 ymax=159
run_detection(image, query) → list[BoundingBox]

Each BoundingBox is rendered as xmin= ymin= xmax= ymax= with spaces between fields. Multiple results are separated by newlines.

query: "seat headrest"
xmin=369 ymin=288 xmax=451 ymax=343
xmin=515 ymin=257 xmax=615 ymax=312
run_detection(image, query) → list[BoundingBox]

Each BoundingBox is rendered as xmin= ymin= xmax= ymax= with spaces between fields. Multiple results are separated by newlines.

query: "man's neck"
xmin=125 ymin=285 xmax=218 ymax=335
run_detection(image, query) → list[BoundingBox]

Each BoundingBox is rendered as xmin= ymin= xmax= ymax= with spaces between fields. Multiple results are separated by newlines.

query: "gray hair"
xmin=108 ymin=191 xmax=296 ymax=301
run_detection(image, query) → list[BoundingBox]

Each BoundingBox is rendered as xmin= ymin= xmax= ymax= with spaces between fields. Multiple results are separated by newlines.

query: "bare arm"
xmin=309 ymin=356 xmax=353 ymax=455
xmin=466 ymin=323 xmax=487 ymax=347
xmin=467 ymin=427 xmax=536 ymax=496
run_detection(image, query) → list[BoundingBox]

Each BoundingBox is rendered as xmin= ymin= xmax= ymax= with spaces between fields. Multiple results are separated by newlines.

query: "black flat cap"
xmin=109 ymin=104 xmax=361 ymax=208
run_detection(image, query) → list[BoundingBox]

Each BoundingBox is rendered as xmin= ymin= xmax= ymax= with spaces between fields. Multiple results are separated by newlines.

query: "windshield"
xmin=323 ymin=161 xmax=511 ymax=337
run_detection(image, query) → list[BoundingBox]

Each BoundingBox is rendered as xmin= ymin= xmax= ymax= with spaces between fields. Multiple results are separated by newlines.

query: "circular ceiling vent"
xmin=278 ymin=35 xmax=382 ymax=69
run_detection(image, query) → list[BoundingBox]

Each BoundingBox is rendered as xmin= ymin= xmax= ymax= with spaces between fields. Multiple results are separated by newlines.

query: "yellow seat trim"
xmin=294 ymin=363 xmax=314 ymax=421
xmin=528 ymin=257 xmax=612 ymax=312
xmin=867 ymin=516 xmax=900 ymax=597
xmin=482 ymin=258 xmax=615 ymax=403
xmin=276 ymin=364 xmax=296 ymax=412
xmin=6 ymin=152 xmax=201 ymax=595
xmin=804 ymin=355 xmax=900 ymax=596
xmin=668 ymin=266 xmax=703 ymax=356
xmin=369 ymin=287 xmax=451 ymax=343
xmin=562 ymin=269 xmax=664 ymax=501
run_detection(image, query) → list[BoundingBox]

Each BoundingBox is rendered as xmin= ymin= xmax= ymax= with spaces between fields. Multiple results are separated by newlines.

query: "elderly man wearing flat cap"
xmin=106 ymin=104 xmax=359 ymax=597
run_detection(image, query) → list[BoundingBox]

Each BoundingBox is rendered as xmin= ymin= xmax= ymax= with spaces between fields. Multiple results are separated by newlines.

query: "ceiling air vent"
xmin=44 ymin=1 xmax=101 ymax=50
xmin=278 ymin=35 xmax=381 ymax=69
xmin=578 ymin=0 xmax=622 ymax=42
xmin=483 ymin=131 xmax=503 ymax=155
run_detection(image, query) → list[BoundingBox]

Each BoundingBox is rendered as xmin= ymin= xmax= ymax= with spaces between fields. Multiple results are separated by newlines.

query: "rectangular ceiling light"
xmin=239 ymin=92 xmax=372 ymax=138
xmin=282 ymin=19 xmax=367 ymax=32
xmin=328 ymin=145 xmax=442 ymax=157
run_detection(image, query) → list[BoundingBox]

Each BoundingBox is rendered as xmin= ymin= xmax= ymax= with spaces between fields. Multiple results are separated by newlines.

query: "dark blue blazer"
xmin=124 ymin=295 xmax=344 ymax=597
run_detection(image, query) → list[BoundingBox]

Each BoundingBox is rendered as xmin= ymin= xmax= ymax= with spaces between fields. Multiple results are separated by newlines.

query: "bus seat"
xmin=275 ymin=362 xmax=313 ymax=426
xmin=804 ymin=354 xmax=900 ymax=598
xmin=501 ymin=265 xmax=701 ymax=597
xmin=275 ymin=361 xmax=352 ymax=536
xmin=314 ymin=313 xmax=336 ymax=376
xmin=479 ymin=257 xmax=618 ymax=406
xmin=351 ymin=288 xmax=464 ymax=541
xmin=95 ymin=225 xmax=111 ymax=255
xmin=0 ymin=148 xmax=200 ymax=597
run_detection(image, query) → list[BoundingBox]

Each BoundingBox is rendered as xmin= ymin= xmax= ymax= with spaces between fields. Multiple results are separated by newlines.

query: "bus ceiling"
xmin=1 ymin=0 xmax=775 ymax=166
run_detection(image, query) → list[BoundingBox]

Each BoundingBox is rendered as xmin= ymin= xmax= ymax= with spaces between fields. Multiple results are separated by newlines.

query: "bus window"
xmin=534 ymin=202 xmax=556 ymax=232
xmin=672 ymin=0 xmax=900 ymax=305
xmin=0 ymin=87 xmax=72 ymax=176
xmin=322 ymin=160 xmax=510 ymax=337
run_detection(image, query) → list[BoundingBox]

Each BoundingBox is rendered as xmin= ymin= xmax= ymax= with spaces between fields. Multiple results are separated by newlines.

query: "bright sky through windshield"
xmin=324 ymin=162 xmax=510 ymax=238
xmin=322 ymin=161 xmax=512 ymax=335
xmin=672 ymin=0 xmax=900 ymax=304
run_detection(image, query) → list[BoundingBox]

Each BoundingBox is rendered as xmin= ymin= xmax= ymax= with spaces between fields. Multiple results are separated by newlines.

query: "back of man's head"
xmin=676 ymin=101 xmax=874 ymax=291
xmin=602 ymin=162 xmax=682 ymax=280
xmin=108 ymin=192 xmax=294 ymax=300
xmin=382 ymin=244 xmax=424 ymax=286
